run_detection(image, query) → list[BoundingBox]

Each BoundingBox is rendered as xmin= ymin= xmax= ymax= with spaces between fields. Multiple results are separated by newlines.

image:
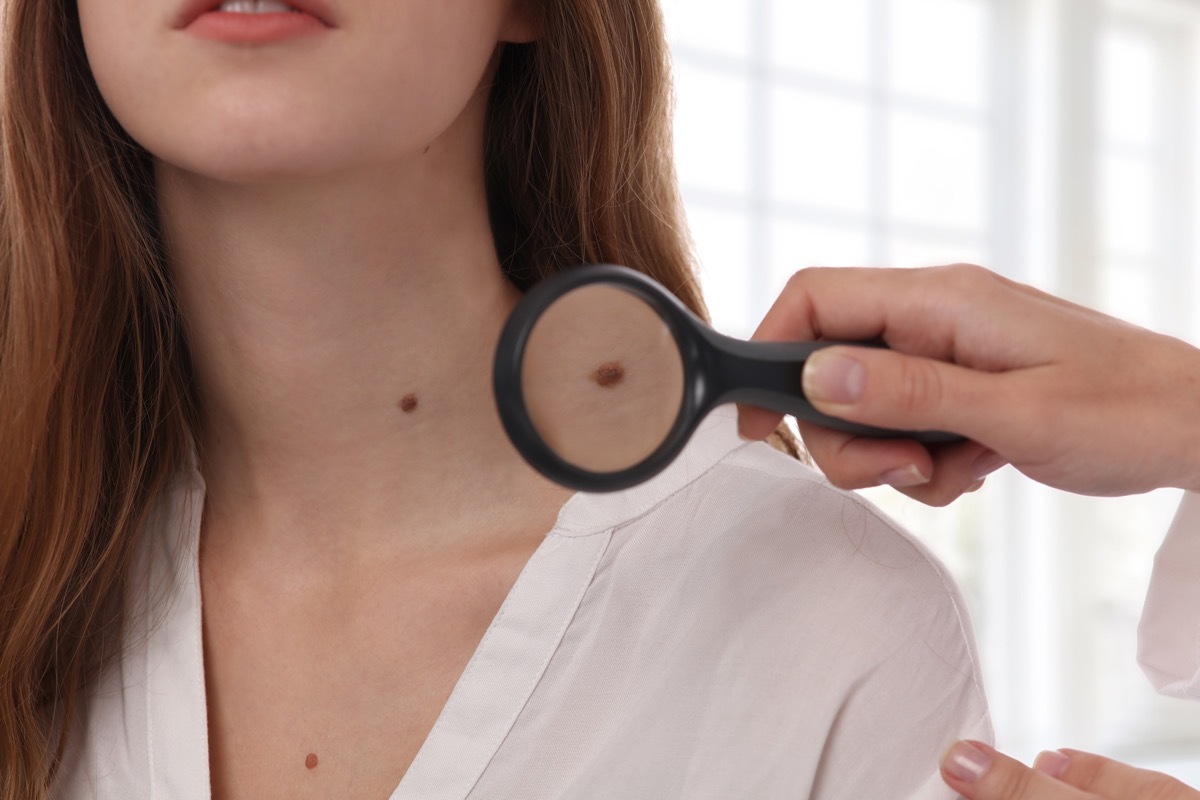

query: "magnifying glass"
xmin=494 ymin=264 xmax=960 ymax=492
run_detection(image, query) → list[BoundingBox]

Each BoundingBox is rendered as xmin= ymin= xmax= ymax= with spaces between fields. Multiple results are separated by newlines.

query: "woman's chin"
xmin=151 ymin=137 xmax=372 ymax=186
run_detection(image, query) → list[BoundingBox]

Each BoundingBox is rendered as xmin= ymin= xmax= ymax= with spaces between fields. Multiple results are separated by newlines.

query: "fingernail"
xmin=878 ymin=464 xmax=931 ymax=488
xmin=804 ymin=351 xmax=866 ymax=406
xmin=1033 ymin=750 xmax=1071 ymax=779
xmin=970 ymin=450 xmax=1007 ymax=481
xmin=942 ymin=741 xmax=992 ymax=783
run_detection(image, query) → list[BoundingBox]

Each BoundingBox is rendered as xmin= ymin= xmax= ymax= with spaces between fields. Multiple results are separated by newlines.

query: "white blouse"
xmin=1140 ymin=492 xmax=1200 ymax=697
xmin=55 ymin=408 xmax=991 ymax=799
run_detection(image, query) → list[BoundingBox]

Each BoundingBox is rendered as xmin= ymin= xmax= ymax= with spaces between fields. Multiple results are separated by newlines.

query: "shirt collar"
xmin=551 ymin=407 xmax=750 ymax=537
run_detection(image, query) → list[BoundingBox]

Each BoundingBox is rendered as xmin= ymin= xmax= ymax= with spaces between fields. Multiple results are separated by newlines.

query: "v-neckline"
xmin=386 ymin=530 xmax=612 ymax=799
xmin=141 ymin=475 xmax=614 ymax=800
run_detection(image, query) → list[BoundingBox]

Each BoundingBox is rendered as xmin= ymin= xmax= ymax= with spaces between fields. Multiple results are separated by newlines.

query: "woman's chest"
xmin=200 ymin=547 xmax=532 ymax=800
xmin=54 ymin=521 xmax=614 ymax=800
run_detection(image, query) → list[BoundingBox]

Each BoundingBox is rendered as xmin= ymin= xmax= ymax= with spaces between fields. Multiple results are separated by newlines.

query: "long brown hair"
xmin=0 ymin=0 xmax=797 ymax=795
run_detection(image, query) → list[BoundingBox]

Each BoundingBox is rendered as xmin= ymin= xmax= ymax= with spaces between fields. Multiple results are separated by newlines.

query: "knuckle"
xmin=929 ymin=262 xmax=995 ymax=299
xmin=798 ymin=432 xmax=842 ymax=477
xmin=895 ymin=358 xmax=945 ymax=415
xmin=903 ymin=482 xmax=962 ymax=508
xmin=785 ymin=266 xmax=821 ymax=292
xmin=809 ymin=456 xmax=859 ymax=490
xmin=927 ymin=489 xmax=963 ymax=508
xmin=783 ymin=266 xmax=833 ymax=304
xmin=799 ymin=427 xmax=871 ymax=490
xmin=952 ymin=261 xmax=990 ymax=276
xmin=822 ymin=470 xmax=860 ymax=491
xmin=991 ymin=761 xmax=1041 ymax=800
xmin=1141 ymin=775 xmax=1195 ymax=800
xmin=775 ymin=269 xmax=823 ymax=329
xmin=816 ymin=461 xmax=862 ymax=492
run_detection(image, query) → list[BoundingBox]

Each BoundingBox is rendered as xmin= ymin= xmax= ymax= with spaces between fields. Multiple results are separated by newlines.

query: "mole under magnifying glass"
xmin=592 ymin=362 xmax=625 ymax=388
xmin=494 ymin=264 xmax=961 ymax=493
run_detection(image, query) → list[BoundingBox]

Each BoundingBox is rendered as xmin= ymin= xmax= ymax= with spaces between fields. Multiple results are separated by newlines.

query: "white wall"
xmin=663 ymin=0 xmax=1200 ymax=777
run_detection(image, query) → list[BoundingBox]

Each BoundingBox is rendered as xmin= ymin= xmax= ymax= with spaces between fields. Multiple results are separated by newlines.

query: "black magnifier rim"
xmin=494 ymin=264 xmax=708 ymax=493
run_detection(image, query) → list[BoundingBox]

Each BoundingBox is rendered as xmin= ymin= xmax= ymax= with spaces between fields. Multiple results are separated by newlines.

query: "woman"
xmin=0 ymin=1 xmax=988 ymax=798
xmin=739 ymin=263 xmax=1200 ymax=799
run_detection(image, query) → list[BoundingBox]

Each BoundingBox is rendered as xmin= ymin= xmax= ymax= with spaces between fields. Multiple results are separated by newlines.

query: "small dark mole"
xmin=592 ymin=362 xmax=625 ymax=388
xmin=305 ymin=753 xmax=318 ymax=770
xmin=399 ymin=393 xmax=419 ymax=413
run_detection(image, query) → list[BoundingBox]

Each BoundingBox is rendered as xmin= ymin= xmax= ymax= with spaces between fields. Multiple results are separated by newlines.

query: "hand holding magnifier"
xmin=493 ymin=265 xmax=961 ymax=492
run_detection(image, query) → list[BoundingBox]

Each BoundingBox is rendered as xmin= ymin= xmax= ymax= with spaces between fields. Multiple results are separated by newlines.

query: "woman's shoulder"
xmin=592 ymin=434 xmax=980 ymax=667
xmin=640 ymin=438 xmax=958 ymax=596
xmin=565 ymin=433 xmax=991 ymax=777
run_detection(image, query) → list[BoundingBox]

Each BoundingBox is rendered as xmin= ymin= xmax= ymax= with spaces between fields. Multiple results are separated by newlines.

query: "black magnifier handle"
xmin=702 ymin=336 xmax=963 ymax=444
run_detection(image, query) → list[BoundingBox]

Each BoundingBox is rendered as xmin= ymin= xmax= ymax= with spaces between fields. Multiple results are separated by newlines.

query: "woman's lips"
xmin=175 ymin=0 xmax=338 ymax=41
xmin=186 ymin=11 xmax=328 ymax=43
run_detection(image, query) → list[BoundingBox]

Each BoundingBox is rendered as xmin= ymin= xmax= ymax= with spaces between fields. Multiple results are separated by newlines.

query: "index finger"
xmin=753 ymin=266 xmax=975 ymax=349
xmin=753 ymin=264 xmax=1041 ymax=371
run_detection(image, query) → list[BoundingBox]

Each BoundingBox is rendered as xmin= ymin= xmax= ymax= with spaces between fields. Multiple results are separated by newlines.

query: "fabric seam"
xmin=461 ymin=529 xmax=615 ymax=797
xmin=554 ymin=438 xmax=760 ymax=539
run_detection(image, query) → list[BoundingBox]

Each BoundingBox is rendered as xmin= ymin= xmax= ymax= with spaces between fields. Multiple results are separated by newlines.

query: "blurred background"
xmin=659 ymin=0 xmax=1200 ymax=780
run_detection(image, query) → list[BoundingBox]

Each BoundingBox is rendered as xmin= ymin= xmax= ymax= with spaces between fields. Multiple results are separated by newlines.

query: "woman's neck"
xmin=159 ymin=129 xmax=570 ymax=565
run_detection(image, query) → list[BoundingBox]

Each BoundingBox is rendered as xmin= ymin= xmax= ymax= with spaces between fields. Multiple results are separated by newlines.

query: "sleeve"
xmin=1138 ymin=492 xmax=1200 ymax=698
xmin=810 ymin=545 xmax=994 ymax=800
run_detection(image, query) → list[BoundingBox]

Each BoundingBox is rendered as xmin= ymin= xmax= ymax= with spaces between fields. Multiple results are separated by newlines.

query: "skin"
xmin=79 ymin=1 xmax=574 ymax=797
xmin=520 ymin=283 xmax=684 ymax=472
xmin=738 ymin=263 xmax=1200 ymax=798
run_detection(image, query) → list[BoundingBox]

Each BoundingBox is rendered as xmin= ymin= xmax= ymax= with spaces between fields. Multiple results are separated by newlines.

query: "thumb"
xmin=803 ymin=345 xmax=1007 ymax=443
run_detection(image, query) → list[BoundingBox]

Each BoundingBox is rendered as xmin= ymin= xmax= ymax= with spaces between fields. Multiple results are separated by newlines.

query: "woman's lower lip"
xmin=185 ymin=11 xmax=328 ymax=43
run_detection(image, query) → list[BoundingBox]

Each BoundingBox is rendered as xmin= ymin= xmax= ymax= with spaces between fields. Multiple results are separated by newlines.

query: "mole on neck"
xmin=592 ymin=362 xmax=625 ymax=388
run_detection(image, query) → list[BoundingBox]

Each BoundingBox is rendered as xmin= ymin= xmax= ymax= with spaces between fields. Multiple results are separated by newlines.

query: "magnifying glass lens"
xmin=520 ymin=284 xmax=686 ymax=474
